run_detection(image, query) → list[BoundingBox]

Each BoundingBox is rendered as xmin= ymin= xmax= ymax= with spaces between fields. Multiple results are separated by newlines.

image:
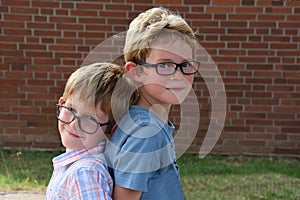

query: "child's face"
xmin=57 ymin=92 xmax=109 ymax=151
xmin=140 ymin=38 xmax=195 ymax=105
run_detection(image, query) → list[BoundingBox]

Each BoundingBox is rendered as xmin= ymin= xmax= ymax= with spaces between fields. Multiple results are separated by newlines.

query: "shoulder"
xmin=122 ymin=105 xmax=152 ymax=126
xmin=118 ymin=105 xmax=170 ymax=137
xmin=69 ymin=157 xmax=111 ymax=181
xmin=73 ymin=156 xmax=107 ymax=169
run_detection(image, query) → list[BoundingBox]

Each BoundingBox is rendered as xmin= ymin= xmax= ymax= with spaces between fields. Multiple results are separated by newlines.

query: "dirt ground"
xmin=0 ymin=191 xmax=45 ymax=200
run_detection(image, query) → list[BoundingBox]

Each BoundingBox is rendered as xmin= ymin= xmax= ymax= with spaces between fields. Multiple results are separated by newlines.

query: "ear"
xmin=125 ymin=61 xmax=143 ymax=83
xmin=58 ymin=97 xmax=65 ymax=104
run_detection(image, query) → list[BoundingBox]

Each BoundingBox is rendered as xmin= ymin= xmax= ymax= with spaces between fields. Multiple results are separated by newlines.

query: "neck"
xmin=137 ymin=91 xmax=171 ymax=122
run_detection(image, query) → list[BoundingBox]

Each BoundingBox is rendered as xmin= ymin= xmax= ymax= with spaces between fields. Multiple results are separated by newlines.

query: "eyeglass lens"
xmin=57 ymin=106 xmax=99 ymax=134
xmin=157 ymin=62 xmax=198 ymax=75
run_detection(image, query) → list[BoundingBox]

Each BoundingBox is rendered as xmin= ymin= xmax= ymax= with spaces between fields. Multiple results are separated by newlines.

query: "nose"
xmin=170 ymin=66 xmax=184 ymax=80
xmin=69 ymin=117 xmax=80 ymax=132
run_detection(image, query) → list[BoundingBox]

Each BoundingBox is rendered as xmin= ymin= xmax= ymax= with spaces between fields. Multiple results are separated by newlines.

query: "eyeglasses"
xmin=135 ymin=61 xmax=200 ymax=76
xmin=56 ymin=104 xmax=110 ymax=134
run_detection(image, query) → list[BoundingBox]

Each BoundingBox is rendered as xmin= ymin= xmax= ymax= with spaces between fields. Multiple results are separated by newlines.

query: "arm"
xmin=113 ymin=185 xmax=142 ymax=200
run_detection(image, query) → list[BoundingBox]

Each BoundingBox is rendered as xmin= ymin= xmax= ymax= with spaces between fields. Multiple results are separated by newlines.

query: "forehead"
xmin=66 ymin=93 xmax=108 ymax=118
xmin=148 ymin=38 xmax=193 ymax=62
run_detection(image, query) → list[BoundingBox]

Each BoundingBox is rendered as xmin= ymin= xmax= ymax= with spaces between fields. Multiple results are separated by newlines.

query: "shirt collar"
xmin=53 ymin=141 xmax=106 ymax=169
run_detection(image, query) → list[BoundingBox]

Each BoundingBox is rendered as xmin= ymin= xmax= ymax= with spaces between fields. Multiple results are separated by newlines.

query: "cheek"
xmin=58 ymin=121 xmax=65 ymax=134
xmin=87 ymin=133 xmax=105 ymax=147
xmin=185 ymin=75 xmax=194 ymax=86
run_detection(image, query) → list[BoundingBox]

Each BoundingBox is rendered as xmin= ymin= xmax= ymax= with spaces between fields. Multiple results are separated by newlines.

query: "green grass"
xmin=178 ymin=154 xmax=300 ymax=200
xmin=0 ymin=149 xmax=299 ymax=199
xmin=0 ymin=149 xmax=61 ymax=192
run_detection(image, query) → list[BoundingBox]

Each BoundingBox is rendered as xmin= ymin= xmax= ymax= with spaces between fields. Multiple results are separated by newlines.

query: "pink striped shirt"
xmin=46 ymin=141 xmax=113 ymax=200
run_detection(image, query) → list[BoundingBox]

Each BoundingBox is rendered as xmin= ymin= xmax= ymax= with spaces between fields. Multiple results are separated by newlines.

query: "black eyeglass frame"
xmin=135 ymin=61 xmax=200 ymax=76
xmin=56 ymin=104 xmax=111 ymax=134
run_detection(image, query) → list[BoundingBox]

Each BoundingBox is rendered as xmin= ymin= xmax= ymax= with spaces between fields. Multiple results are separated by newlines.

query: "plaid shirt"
xmin=46 ymin=141 xmax=113 ymax=200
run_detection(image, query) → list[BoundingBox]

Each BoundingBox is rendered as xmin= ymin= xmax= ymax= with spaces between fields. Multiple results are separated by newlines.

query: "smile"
xmin=67 ymin=130 xmax=84 ymax=138
xmin=167 ymin=87 xmax=185 ymax=92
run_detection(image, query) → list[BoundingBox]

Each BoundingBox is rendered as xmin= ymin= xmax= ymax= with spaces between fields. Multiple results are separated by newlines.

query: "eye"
xmin=157 ymin=63 xmax=167 ymax=68
xmin=181 ymin=62 xmax=192 ymax=68
xmin=158 ymin=63 xmax=175 ymax=69
xmin=67 ymin=107 xmax=74 ymax=112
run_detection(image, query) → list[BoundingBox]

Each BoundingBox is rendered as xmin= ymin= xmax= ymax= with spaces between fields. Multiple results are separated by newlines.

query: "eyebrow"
xmin=64 ymin=102 xmax=78 ymax=113
xmin=155 ymin=59 xmax=193 ymax=63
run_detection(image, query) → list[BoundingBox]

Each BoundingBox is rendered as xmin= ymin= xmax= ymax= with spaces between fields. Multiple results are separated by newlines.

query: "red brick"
xmin=71 ymin=10 xmax=98 ymax=16
xmin=41 ymin=9 xmax=54 ymax=15
xmin=246 ymin=64 xmax=273 ymax=70
xmin=184 ymin=0 xmax=210 ymax=4
xmin=5 ymin=141 xmax=33 ymax=147
xmin=57 ymin=24 xmax=84 ymax=30
xmin=295 ymin=8 xmax=300 ymax=13
xmin=244 ymin=105 xmax=272 ymax=112
xmin=246 ymin=78 xmax=272 ymax=84
xmin=236 ymin=7 xmax=263 ymax=13
xmin=239 ymin=57 xmax=265 ymax=63
xmin=0 ymin=21 xmax=24 ymax=28
xmin=206 ymin=7 xmax=234 ymax=13
xmin=250 ymin=21 xmax=277 ymax=28
xmin=0 ymin=50 xmax=23 ymax=57
xmin=155 ymin=0 xmax=181 ymax=4
xmin=126 ymin=0 xmax=152 ymax=3
xmin=4 ymin=29 xmax=32 ymax=35
xmin=252 ymin=99 xmax=279 ymax=105
xmin=61 ymin=2 xmax=75 ymax=9
xmin=27 ymin=22 xmax=55 ymax=29
xmin=32 ymin=1 xmax=59 ymax=8
xmin=0 ymin=120 xmax=25 ymax=127
xmin=19 ymin=44 xmax=47 ymax=50
xmin=56 ymin=38 xmax=84 ymax=45
xmin=212 ymin=0 xmax=239 ymax=5
xmin=279 ymin=22 xmax=300 ymax=28
xmin=49 ymin=16 xmax=76 ymax=23
xmin=76 ymin=3 xmax=103 ymax=10
xmin=10 ymin=7 xmax=39 ymax=14
xmin=239 ymin=140 xmax=266 ymax=147
xmin=55 ymin=9 xmax=69 ymax=16
xmin=269 ymin=7 xmax=292 ymax=14
xmin=274 ymin=148 xmax=300 ymax=155
xmin=228 ymin=13 xmax=256 ymax=21
xmin=242 ymin=43 xmax=268 ymax=49
xmin=285 ymin=29 xmax=299 ymax=35
xmin=5 ymin=71 xmax=33 ymax=79
xmin=246 ymin=133 xmax=272 ymax=140
xmin=34 ymin=30 xmax=61 ymax=37
xmin=2 ymin=0 xmax=30 ymax=6
xmin=4 ymin=57 xmax=31 ymax=64
xmin=221 ymin=21 xmax=248 ymax=27
xmin=241 ymin=0 xmax=255 ymax=5
xmin=258 ymin=14 xmax=285 ymax=21
xmin=78 ymin=32 xmax=105 ymax=38
xmin=0 ymin=6 xmax=8 ymax=13
xmin=277 ymin=50 xmax=299 ymax=57
xmin=257 ymin=1 xmax=272 ymax=6
xmin=25 ymin=51 xmax=53 ymax=58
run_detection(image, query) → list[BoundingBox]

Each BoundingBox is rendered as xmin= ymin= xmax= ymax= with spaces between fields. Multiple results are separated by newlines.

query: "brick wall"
xmin=0 ymin=0 xmax=299 ymax=156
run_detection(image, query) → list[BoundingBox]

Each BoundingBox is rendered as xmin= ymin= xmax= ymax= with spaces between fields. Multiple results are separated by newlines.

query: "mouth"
xmin=66 ymin=130 xmax=84 ymax=138
xmin=166 ymin=87 xmax=186 ymax=92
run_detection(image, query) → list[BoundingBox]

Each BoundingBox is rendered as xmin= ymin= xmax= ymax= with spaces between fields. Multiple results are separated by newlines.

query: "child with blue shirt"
xmin=106 ymin=7 xmax=199 ymax=200
xmin=46 ymin=63 xmax=137 ymax=200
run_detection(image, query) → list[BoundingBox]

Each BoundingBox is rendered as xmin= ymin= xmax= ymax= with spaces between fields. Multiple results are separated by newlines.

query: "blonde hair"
xmin=124 ymin=7 xmax=196 ymax=62
xmin=63 ymin=63 xmax=138 ymax=134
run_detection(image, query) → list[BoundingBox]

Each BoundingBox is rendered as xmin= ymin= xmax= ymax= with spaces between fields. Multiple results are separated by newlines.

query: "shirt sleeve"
xmin=111 ymin=125 xmax=175 ymax=192
xmin=69 ymin=166 xmax=113 ymax=200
